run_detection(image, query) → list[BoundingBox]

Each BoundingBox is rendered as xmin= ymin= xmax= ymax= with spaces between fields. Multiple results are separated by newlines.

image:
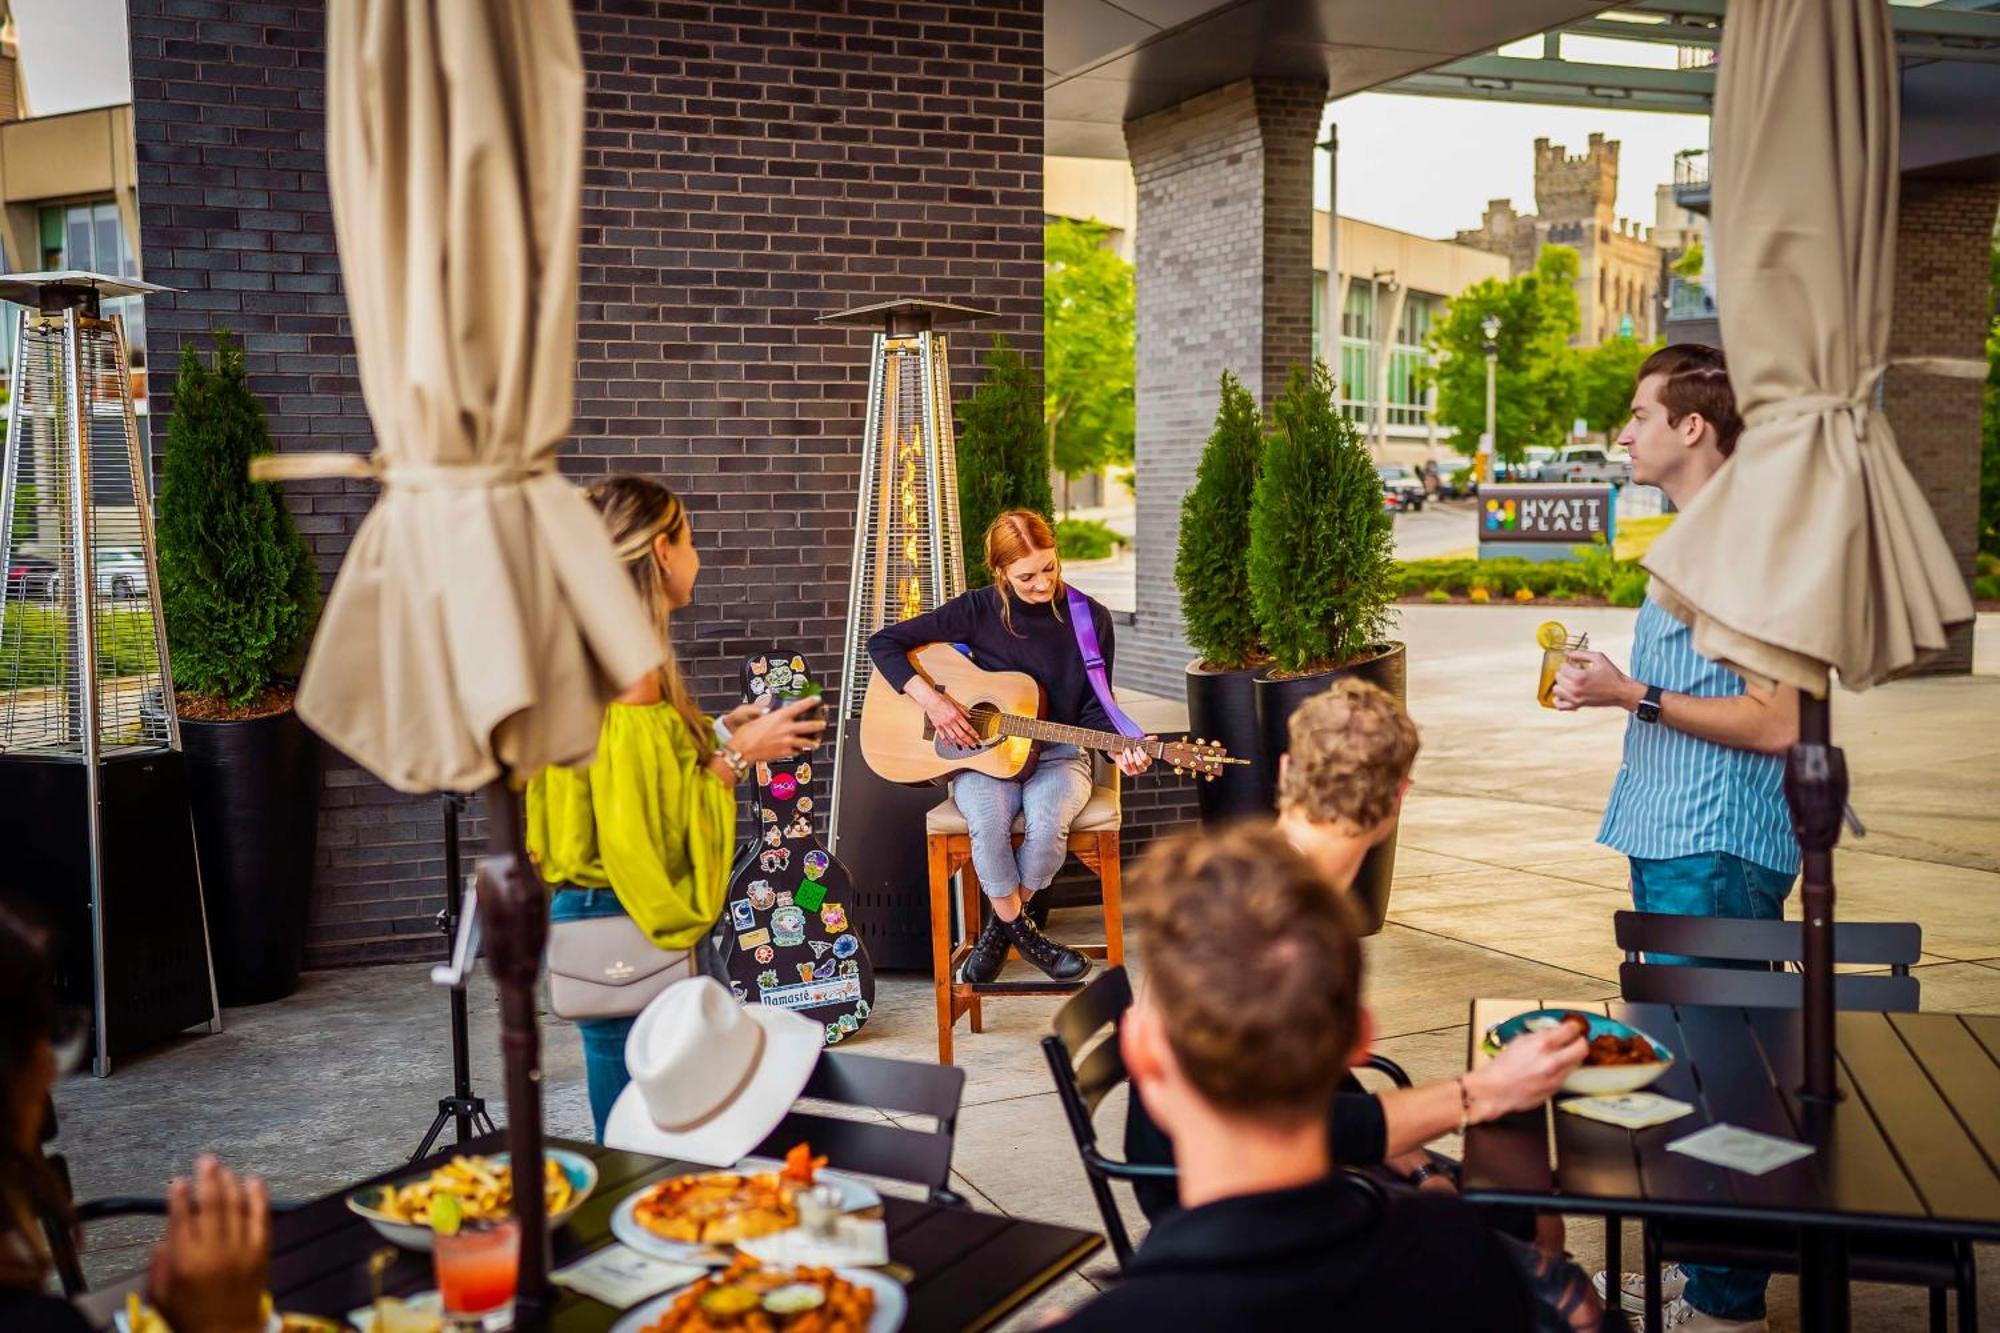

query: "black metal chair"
xmin=1613 ymin=912 xmax=1973 ymax=1333
xmin=1041 ymin=966 xmax=1412 ymax=1271
xmin=1615 ymin=910 xmax=1920 ymax=1011
xmin=752 ymin=1049 xmax=967 ymax=1206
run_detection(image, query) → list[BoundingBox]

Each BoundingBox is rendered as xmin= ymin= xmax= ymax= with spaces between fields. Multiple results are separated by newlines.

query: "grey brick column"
xmin=1882 ymin=178 xmax=1999 ymax=677
xmin=1120 ymin=78 xmax=1326 ymax=696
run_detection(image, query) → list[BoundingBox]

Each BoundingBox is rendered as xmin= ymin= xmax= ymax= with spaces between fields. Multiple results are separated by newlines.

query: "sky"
xmin=9 ymin=4 xmax=1706 ymax=241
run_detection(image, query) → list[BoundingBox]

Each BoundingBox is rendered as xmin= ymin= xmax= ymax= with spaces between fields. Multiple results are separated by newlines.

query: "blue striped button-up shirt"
xmin=1597 ymin=594 xmax=1800 ymax=876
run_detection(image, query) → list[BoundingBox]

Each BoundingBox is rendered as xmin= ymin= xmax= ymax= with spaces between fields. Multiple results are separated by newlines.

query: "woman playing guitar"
xmin=867 ymin=510 xmax=1151 ymax=984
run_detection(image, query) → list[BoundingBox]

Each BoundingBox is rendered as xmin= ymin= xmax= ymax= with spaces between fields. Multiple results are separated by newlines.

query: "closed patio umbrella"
xmin=253 ymin=0 xmax=662 ymax=1316
xmin=1641 ymin=2 xmax=1977 ymax=1321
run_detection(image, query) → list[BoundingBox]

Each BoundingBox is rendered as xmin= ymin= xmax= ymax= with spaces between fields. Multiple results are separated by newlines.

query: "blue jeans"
xmin=1627 ymin=851 xmax=1795 ymax=1321
xmin=949 ymin=744 xmax=1095 ymax=899
xmin=549 ymin=888 xmax=637 ymax=1144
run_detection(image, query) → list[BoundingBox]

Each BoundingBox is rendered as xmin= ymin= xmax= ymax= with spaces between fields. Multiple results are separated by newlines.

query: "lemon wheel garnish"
xmin=1536 ymin=620 xmax=1567 ymax=650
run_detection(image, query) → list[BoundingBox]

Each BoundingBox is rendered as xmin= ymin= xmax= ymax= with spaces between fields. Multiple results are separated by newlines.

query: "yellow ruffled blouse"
xmin=526 ymin=702 xmax=734 ymax=950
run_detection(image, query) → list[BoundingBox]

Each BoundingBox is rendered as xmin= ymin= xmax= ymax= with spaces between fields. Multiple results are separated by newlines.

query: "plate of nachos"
xmin=610 ymin=1144 xmax=879 ymax=1264
xmin=610 ymin=1257 xmax=903 ymax=1333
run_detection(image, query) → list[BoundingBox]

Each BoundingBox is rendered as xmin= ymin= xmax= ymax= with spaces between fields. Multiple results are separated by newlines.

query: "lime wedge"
xmin=430 ymin=1190 xmax=463 ymax=1236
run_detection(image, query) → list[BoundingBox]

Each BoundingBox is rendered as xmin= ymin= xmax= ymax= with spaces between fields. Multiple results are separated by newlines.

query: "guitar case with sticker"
xmin=717 ymin=649 xmax=876 ymax=1045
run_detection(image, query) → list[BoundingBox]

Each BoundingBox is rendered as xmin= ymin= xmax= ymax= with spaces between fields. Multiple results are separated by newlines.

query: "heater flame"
xmin=897 ymin=430 xmax=924 ymax=621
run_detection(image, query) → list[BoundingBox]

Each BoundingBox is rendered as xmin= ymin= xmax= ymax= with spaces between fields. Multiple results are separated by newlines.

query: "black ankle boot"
xmin=1002 ymin=912 xmax=1090 ymax=983
xmin=957 ymin=911 xmax=1010 ymax=984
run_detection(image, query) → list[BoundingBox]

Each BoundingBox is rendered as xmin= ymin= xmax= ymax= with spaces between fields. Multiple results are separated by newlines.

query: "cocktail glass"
xmin=1536 ymin=622 xmax=1589 ymax=709
xmin=432 ymin=1218 xmax=519 ymax=1327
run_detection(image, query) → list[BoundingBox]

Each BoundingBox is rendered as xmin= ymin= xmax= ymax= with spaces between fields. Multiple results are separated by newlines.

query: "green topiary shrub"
xmin=1248 ymin=362 xmax=1396 ymax=674
xmin=156 ymin=334 xmax=320 ymax=711
xmin=955 ymin=335 xmax=1054 ymax=587
xmin=1054 ymin=516 xmax=1123 ymax=561
xmin=1175 ymin=371 xmax=1265 ymax=669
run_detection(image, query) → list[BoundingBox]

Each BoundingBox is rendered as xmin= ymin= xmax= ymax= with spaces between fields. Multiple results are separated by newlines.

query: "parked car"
xmin=97 ymin=548 xmax=149 ymax=601
xmin=1376 ymin=464 xmax=1426 ymax=512
xmin=5 ymin=554 xmax=61 ymax=601
xmin=1530 ymin=446 xmax=1632 ymax=486
xmin=1494 ymin=446 xmax=1555 ymax=483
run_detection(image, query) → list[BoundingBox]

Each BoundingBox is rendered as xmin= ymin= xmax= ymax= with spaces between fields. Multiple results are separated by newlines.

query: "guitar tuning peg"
xmin=1172 ymin=766 xmax=1182 ymax=776
xmin=1207 ymin=773 xmax=1216 ymax=781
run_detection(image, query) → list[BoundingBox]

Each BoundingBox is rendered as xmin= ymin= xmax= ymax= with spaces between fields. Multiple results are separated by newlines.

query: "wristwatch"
xmin=1635 ymin=684 xmax=1664 ymax=724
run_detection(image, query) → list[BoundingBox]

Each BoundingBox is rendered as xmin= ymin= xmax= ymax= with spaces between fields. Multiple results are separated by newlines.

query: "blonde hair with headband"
xmin=584 ymin=476 xmax=709 ymax=749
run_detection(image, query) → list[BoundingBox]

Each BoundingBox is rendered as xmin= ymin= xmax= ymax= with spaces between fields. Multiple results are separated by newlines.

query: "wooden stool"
xmin=926 ymin=763 xmax=1122 ymax=1065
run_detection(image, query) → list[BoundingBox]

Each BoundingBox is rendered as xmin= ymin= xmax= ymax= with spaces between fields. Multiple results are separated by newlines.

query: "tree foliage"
xmin=1044 ymin=219 xmax=1135 ymax=507
xmin=1424 ymin=246 xmax=1584 ymax=461
xmin=955 ymin=335 xmax=1054 ymax=588
xmin=1576 ymin=334 xmax=1661 ymax=436
xmin=156 ymin=334 xmax=320 ymax=707
xmin=1175 ymin=372 xmax=1265 ymax=670
xmin=1671 ymin=240 xmax=1705 ymax=279
xmin=1248 ymin=362 xmax=1396 ymax=673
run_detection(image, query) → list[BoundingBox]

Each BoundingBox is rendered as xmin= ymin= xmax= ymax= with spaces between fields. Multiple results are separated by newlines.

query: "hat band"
xmin=644 ymin=1021 xmax=767 ymax=1133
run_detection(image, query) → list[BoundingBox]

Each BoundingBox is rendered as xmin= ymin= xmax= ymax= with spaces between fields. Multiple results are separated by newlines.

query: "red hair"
xmin=984 ymin=509 xmax=1063 ymax=636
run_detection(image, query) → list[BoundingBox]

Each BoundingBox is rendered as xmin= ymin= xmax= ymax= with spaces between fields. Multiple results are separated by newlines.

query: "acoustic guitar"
xmin=859 ymin=642 xmax=1240 ymax=785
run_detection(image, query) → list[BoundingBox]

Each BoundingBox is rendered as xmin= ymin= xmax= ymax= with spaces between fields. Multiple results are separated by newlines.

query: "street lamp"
xmin=1480 ymin=314 xmax=1500 ymax=484
xmin=1369 ymin=268 xmax=1398 ymax=452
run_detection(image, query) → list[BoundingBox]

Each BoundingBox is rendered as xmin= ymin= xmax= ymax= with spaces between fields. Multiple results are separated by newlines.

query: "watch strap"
xmin=1637 ymin=684 xmax=1664 ymax=722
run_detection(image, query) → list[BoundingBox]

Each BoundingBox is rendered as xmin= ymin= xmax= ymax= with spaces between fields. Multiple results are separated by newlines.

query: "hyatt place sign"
xmin=1479 ymin=483 xmax=1615 ymax=545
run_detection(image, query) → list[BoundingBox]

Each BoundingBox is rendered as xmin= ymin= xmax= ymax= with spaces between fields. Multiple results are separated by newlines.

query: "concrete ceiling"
xmin=1045 ymin=0 xmax=1617 ymax=158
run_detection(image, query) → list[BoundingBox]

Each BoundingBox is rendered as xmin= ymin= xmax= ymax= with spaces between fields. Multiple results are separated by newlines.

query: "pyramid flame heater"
xmin=820 ymin=298 xmax=989 ymax=970
xmin=0 ymin=271 xmax=218 ymax=1075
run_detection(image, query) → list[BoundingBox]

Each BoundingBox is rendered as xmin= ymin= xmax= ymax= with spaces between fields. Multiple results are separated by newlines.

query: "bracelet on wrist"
xmin=718 ymin=746 xmax=750 ymax=783
xmin=1456 ymin=1075 xmax=1474 ymax=1136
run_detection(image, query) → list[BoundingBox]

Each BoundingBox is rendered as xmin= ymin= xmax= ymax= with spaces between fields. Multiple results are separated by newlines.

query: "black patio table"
xmin=263 ymin=1131 xmax=1101 ymax=1332
xmin=1459 ymin=998 xmax=2000 ymax=1333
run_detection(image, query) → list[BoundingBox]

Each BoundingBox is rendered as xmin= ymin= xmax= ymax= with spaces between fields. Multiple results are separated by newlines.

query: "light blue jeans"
xmin=549 ymin=887 xmax=637 ymax=1143
xmin=1628 ymin=850 xmax=1796 ymax=1321
xmin=949 ymin=744 xmax=1094 ymax=899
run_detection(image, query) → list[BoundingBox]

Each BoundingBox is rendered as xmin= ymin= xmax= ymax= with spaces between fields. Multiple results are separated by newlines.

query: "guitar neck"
xmin=992 ymin=713 xmax=1153 ymax=756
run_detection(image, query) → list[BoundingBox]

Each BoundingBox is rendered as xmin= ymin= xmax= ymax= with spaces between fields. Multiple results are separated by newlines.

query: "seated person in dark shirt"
xmin=1060 ymin=825 xmax=1541 ymax=1332
xmin=1124 ymin=681 xmax=1585 ymax=1227
xmin=0 ymin=900 xmax=271 ymax=1333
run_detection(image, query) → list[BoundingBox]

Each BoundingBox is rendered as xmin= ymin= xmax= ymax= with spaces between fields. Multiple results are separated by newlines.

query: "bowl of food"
xmin=346 ymin=1150 xmax=597 ymax=1252
xmin=1483 ymin=1009 xmax=1675 ymax=1096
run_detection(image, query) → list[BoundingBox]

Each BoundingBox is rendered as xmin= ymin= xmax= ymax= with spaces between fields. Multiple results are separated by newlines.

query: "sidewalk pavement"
xmin=47 ymin=605 xmax=2000 ymax=1329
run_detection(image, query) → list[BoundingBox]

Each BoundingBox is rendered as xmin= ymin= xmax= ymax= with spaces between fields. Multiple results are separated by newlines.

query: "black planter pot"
xmin=1184 ymin=660 xmax=1268 ymax=824
xmin=182 ymin=708 xmax=322 ymax=1005
xmin=1253 ymin=643 xmax=1408 ymax=935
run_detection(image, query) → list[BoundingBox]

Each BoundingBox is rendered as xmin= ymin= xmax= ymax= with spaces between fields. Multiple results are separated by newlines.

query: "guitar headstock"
xmin=1160 ymin=736 xmax=1231 ymax=779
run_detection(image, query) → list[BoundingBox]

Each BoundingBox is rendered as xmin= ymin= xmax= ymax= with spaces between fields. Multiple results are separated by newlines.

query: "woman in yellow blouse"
xmin=528 ymin=475 xmax=823 ymax=1139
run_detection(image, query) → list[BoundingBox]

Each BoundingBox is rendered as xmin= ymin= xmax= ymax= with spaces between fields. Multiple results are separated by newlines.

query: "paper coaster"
xmin=1667 ymin=1123 xmax=1816 ymax=1176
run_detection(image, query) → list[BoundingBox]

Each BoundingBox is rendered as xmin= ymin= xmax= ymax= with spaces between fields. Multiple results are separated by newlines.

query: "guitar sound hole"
xmin=934 ymin=702 xmax=1001 ymax=758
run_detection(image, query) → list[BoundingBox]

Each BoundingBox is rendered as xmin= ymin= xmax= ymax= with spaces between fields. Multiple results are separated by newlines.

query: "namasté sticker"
xmin=759 ymin=974 xmax=863 ymax=1012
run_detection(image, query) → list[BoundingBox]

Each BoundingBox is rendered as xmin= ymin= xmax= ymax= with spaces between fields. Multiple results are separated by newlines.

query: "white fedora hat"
xmin=603 ymin=976 xmax=822 ymax=1167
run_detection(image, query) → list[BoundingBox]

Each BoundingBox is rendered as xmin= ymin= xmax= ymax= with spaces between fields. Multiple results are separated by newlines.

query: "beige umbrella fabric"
xmin=1642 ymin=0 xmax=1975 ymax=697
xmin=254 ymin=0 xmax=661 ymax=793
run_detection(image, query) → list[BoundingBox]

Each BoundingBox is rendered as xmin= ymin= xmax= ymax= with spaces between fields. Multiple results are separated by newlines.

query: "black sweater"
xmin=865 ymin=586 xmax=1118 ymax=735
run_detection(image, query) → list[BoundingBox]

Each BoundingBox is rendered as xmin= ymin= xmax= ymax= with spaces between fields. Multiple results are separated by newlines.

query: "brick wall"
xmin=1882 ymin=177 xmax=1999 ymax=677
xmin=128 ymin=0 xmax=1046 ymax=967
xmin=1119 ymin=78 xmax=1325 ymax=696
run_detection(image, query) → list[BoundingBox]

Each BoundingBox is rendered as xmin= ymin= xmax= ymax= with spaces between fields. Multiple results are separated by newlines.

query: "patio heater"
xmin=0 ymin=271 xmax=218 ymax=1075
xmin=821 ymin=298 xmax=989 ymax=970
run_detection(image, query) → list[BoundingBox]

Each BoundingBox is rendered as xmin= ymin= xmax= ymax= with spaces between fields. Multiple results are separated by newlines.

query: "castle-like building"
xmin=1453 ymin=133 xmax=1667 ymax=347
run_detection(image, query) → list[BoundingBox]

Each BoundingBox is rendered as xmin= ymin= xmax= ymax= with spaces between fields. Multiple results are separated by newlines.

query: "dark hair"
xmin=1638 ymin=343 xmax=1743 ymax=458
xmin=0 ymin=901 xmax=69 ymax=1289
xmin=1128 ymin=824 xmax=1364 ymax=1125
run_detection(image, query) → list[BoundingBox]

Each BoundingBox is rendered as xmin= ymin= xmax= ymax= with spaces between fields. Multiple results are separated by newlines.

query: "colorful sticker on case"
xmin=812 ymin=957 xmax=837 ymax=981
xmin=759 ymin=807 xmax=776 ymax=823
xmin=753 ymin=944 xmax=775 ymax=965
xmin=832 ymin=932 xmax=859 ymax=959
xmin=795 ymin=763 xmax=812 ymax=784
xmin=762 ymin=826 xmax=782 ymax=847
xmin=751 ymin=656 xmax=768 ymax=676
xmin=776 ymin=890 xmax=795 ymax=908
xmin=735 ymin=928 xmax=770 ymax=951
xmin=837 ymin=959 xmax=859 ymax=977
xmin=809 ymin=940 xmax=831 ymax=959
xmin=790 ymin=656 xmax=805 ymax=673
xmin=794 ymin=880 xmax=827 ymax=912
xmin=759 ymin=848 xmax=791 ymax=874
xmin=771 ymin=905 xmax=807 ymax=947
xmin=835 ymin=1012 xmax=858 ymax=1034
xmin=756 ymin=969 xmax=778 ymax=990
xmin=825 ymin=1022 xmax=845 ymax=1045
xmin=803 ymin=850 xmax=830 ymax=880
xmin=748 ymin=676 xmax=768 ymax=697
xmin=747 ymin=881 xmax=776 ymax=911
xmin=796 ymin=796 xmax=813 ymax=814
xmin=755 ymin=762 xmax=771 ymax=787
xmin=784 ymin=815 xmax=810 ymax=840
xmin=853 ymin=998 xmax=871 ymax=1021
xmin=796 ymin=962 xmax=817 ymax=983
xmin=769 ymin=773 xmax=798 ymax=801
xmin=767 ymin=663 xmax=795 ymax=690
xmin=819 ymin=903 xmax=847 ymax=934
xmin=729 ymin=980 xmax=747 ymax=1002
xmin=728 ymin=900 xmax=756 ymax=931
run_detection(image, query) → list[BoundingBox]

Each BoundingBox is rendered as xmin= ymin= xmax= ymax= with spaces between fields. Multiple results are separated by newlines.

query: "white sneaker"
xmin=1592 ymin=1264 xmax=1688 ymax=1314
xmin=1659 ymin=1296 xmax=1765 ymax=1331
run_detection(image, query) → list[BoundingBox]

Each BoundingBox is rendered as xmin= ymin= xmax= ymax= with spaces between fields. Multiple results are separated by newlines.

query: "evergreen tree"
xmin=1174 ymin=371 xmax=1264 ymax=669
xmin=156 ymin=334 xmax=320 ymax=708
xmin=955 ymin=335 xmax=1054 ymax=587
xmin=1248 ymin=362 xmax=1395 ymax=674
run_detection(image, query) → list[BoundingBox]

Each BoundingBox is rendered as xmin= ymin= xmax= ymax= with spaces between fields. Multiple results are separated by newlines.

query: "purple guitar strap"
xmin=1066 ymin=585 xmax=1144 ymax=739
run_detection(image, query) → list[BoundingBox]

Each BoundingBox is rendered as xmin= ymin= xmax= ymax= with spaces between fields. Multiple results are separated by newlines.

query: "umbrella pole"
xmin=1785 ymin=692 xmax=1845 ymax=1106
xmin=476 ymin=775 xmax=553 ymax=1325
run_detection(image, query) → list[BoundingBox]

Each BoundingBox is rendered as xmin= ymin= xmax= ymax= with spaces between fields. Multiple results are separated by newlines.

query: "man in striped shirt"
xmin=1554 ymin=344 xmax=1800 ymax=1333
